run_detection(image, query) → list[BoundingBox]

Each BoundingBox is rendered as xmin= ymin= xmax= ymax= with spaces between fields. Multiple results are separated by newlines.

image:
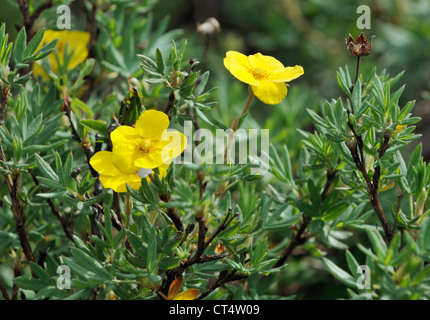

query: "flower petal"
xmin=89 ymin=151 xmax=121 ymax=176
xmin=248 ymin=53 xmax=285 ymax=73
xmin=35 ymin=30 xmax=90 ymax=71
xmin=133 ymin=149 xmax=165 ymax=169
xmin=251 ymin=80 xmax=288 ymax=105
xmin=90 ymin=151 xmax=141 ymax=193
xmin=135 ymin=110 xmax=169 ymax=141
xmin=160 ymin=131 xmax=188 ymax=164
xmin=61 ymin=31 xmax=90 ymax=69
xmin=111 ymin=125 xmax=141 ymax=146
xmin=269 ymin=65 xmax=304 ymax=83
xmin=111 ymin=126 xmax=142 ymax=174
xmin=224 ymin=51 xmax=259 ymax=85
xmin=99 ymin=172 xmax=141 ymax=193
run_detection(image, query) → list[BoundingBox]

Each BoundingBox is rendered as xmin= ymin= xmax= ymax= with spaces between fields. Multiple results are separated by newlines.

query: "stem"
xmin=161 ymin=209 xmax=237 ymax=296
xmin=346 ymin=113 xmax=393 ymax=244
xmin=354 ymin=56 xmax=361 ymax=86
xmin=200 ymin=35 xmax=210 ymax=72
xmin=0 ymin=278 xmax=10 ymax=300
xmin=0 ymin=88 xmax=8 ymax=126
xmin=18 ymin=0 xmax=53 ymax=38
xmin=241 ymin=90 xmax=254 ymax=117
xmin=197 ymin=271 xmax=247 ymax=300
xmin=121 ymin=193 xmax=132 ymax=250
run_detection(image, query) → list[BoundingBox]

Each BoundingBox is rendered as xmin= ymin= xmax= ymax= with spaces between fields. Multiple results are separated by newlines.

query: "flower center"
xmin=138 ymin=138 xmax=152 ymax=153
xmin=251 ymin=67 xmax=267 ymax=80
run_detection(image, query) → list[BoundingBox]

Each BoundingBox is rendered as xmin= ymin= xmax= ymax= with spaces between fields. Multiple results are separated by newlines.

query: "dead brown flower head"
xmin=345 ymin=32 xmax=374 ymax=57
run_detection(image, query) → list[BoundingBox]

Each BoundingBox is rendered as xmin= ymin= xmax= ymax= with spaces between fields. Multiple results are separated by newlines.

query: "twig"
xmin=159 ymin=193 xmax=184 ymax=241
xmin=197 ymin=270 xmax=247 ymax=300
xmin=0 ymin=141 xmax=34 ymax=263
xmin=163 ymin=91 xmax=176 ymax=118
xmin=161 ymin=209 xmax=237 ymax=296
xmin=346 ymin=111 xmax=393 ymax=244
xmin=18 ymin=0 xmax=53 ymax=39
xmin=0 ymin=278 xmax=10 ymax=300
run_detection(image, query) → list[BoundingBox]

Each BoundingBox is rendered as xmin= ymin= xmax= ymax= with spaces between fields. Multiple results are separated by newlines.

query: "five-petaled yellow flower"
xmin=89 ymin=151 xmax=169 ymax=193
xmin=110 ymin=110 xmax=187 ymax=173
xmin=89 ymin=110 xmax=187 ymax=193
xmin=33 ymin=30 xmax=90 ymax=80
xmin=224 ymin=51 xmax=304 ymax=105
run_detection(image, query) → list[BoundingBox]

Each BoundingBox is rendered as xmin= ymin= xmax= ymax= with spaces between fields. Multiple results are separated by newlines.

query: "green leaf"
xmin=418 ymin=216 xmax=430 ymax=253
xmin=70 ymin=247 xmax=110 ymax=281
xmin=146 ymin=230 xmax=157 ymax=273
xmin=71 ymin=98 xmax=93 ymax=118
xmin=155 ymin=48 xmax=165 ymax=73
xmin=195 ymin=108 xmax=213 ymax=126
xmin=345 ymin=250 xmax=360 ymax=276
xmin=80 ymin=119 xmax=108 ymax=137
xmin=34 ymin=154 xmax=59 ymax=181
xmin=323 ymin=257 xmax=357 ymax=288
xmin=158 ymin=257 xmax=180 ymax=270
xmin=71 ymin=58 xmax=95 ymax=93
xmin=13 ymin=277 xmax=46 ymax=291
xmin=31 ymin=39 xmax=58 ymax=61
xmin=30 ymin=262 xmax=52 ymax=284
xmin=126 ymin=230 xmax=147 ymax=259
xmin=103 ymin=207 xmax=113 ymax=245
xmin=12 ymin=27 xmax=26 ymax=64
xmin=23 ymin=28 xmax=45 ymax=61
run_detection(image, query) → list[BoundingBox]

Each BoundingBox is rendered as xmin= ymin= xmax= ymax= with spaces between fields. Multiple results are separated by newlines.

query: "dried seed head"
xmin=345 ymin=32 xmax=375 ymax=57
xmin=197 ymin=17 xmax=221 ymax=36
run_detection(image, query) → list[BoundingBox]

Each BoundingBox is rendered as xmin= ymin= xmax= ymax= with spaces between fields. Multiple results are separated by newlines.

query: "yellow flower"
xmin=223 ymin=51 xmax=304 ymax=105
xmin=33 ymin=30 xmax=90 ymax=80
xmin=110 ymin=110 xmax=187 ymax=174
xmin=89 ymin=151 xmax=169 ymax=193
xmin=160 ymin=277 xmax=200 ymax=300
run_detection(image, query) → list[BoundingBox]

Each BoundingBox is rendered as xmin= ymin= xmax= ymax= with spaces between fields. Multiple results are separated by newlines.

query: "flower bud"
xmin=197 ymin=17 xmax=221 ymax=36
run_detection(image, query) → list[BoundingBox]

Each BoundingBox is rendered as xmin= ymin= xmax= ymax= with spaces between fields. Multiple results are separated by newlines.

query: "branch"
xmin=18 ymin=0 xmax=53 ymax=38
xmin=346 ymin=113 xmax=393 ymax=244
xmin=0 ymin=278 xmax=10 ymax=300
xmin=160 ymin=209 xmax=237 ymax=296
xmin=0 ymin=141 xmax=35 ymax=264
xmin=197 ymin=270 xmax=247 ymax=300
